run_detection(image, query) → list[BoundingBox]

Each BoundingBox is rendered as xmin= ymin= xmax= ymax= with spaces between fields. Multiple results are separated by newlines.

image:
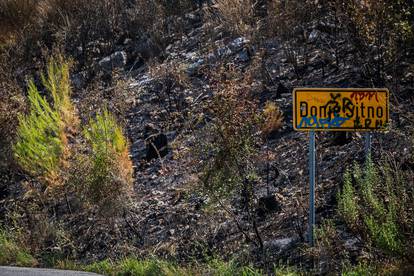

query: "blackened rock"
xmin=135 ymin=37 xmax=161 ymax=61
xmin=257 ymin=194 xmax=281 ymax=217
xmin=276 ymin=82 xmax=289 ymax=98
xmin=71 ymin=71 xmax=88 ymax=90
xmin=236 ymin=48 xmax=250 ymax=62
xmin=98 ymin=51 xmax=127 ymax=72
xmin=329 ymin=132 xmax=352 ymax=146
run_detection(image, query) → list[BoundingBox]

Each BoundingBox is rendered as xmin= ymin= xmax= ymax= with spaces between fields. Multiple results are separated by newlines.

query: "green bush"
xmin=0 ymin=229 xmax=37 ymax=267
xmin=13 ymin=80 xmax=64 ymax=180
xmin=41 ymin=57 xmax=78 ymax=132
xmin=13 ymin=58 xmax=75 ymax=183
xmin=337 ymin=169 xmax=359 ymax=229
xmin=337 ymin=157 xmax=413 ymax=256
xmin=76 ymin=257 xmax=265 ymax=276
xmin=84 ymin=259 xmax=116 ymax=275
xmin=341 ymin=262 xmax=376 ymax=276
xmin=82 ymin=108 xmax=133 ymax=209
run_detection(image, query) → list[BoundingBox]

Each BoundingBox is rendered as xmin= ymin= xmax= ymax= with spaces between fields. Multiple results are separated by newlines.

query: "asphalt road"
xmin=0 ymin=266 xmax=102 ymax=276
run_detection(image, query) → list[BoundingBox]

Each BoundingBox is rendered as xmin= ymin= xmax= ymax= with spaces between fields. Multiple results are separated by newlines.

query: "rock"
xmin=186 ymin=59 xmax=204 ymax=76
xmin=308 ymin=29 xmax=321 ymax=43
xmin=135 ymin=36 xmax=161 ymax=60
xmin=71 ymin=71 xmax=88 ymax=90
xmin=236 ymin=48 xmax=250 ymax=62
xmin=276 ymin=82 xmax=289 ymax=97
xmin=230 ymin=37 xmax=249 ymax=50
xmin=257 ymin=194 xmax=281 ymax=217
xmin=266 ymin=237 xmax=295 ymax=250
xmin=98 ymin=51 xmax=127 ymax=72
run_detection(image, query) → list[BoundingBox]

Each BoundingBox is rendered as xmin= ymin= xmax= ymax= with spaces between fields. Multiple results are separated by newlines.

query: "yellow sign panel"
xmin=293 ymin=88 xmax=389 ymax=131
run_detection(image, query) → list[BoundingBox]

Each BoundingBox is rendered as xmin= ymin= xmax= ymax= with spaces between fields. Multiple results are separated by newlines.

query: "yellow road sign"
xmin=293 ymin=88 xmax=389 ymax=131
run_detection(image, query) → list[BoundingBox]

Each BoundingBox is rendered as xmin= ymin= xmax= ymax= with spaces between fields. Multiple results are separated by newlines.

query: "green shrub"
xmin=341 ymin=262 xmax=376 ymax=276
xmin=273 ymin=265 xmax=301 ymax=276
xmin=13 ymin=80 xmax=64 ymax=181
xmin=337 ymin=169 xmax=359 ymax=228
xmin=41 ymin=57 xmax=78 ymax=132
xmin=84 ymin=259 xmax=115 ymax=275
xmin=118 ymin=258 xmax=164 ymax=276
xmin=82 ymin=108 xmax=133 ymax=210
xmin=84 ymin=108 xmax=128 ymax=157
xmin=207 ymin=259 xmax=263 ymax=276
xmin=0 ymin=229 xmax=37 ymax=267
xmin=337 ymin=157 xmax=413 ymax=256
xmin=78 ymin=257 xmax=264 ymax=276
xmin=13 ymin=58 xmax=75 ymax=183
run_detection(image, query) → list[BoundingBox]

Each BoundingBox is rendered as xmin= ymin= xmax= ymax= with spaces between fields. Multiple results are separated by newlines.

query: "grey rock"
xmin=308 ymin=29 xmax=321 ymax=43
xmin=265 ymin=237 xmax=295 ymax=251
xmin=186 ymin=59 xmax=204 ymax=76
xmin=71 ymin=71 xmax=87 ymax=90
xmin=98 ymin=51 xmax=127 ymax=72
xmin=230 ymin=37 xmax=249 ymax=50
xmin=237 ymin=48 xmax=250 ymax=62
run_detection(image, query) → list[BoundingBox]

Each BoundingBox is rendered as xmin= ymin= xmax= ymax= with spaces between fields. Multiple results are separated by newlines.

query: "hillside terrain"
xmin=0 ymin=0 xmax=414 ymax=275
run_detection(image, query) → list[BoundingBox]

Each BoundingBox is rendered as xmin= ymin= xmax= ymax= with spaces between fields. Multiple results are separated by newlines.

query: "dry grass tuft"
xmin=0 ymin=0 xmax=38 ymax=42
xmin=209 ymin=0 xmax=255 ymax=37
xmin=261 ymin=101 xmax=284 ymax=137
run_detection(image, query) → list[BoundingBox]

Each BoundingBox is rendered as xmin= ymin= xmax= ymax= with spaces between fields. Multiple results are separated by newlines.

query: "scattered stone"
xmin=98 ymin=51 xmax=127 ymax=72
xmin=236 ymin=48 xmax=250 ymax=62
xmin=265 ymin=237 xmax=295 ymax=251
xmin=71 ymin=71 xmax=88 ymax=90
xmin=308 ymin=29 xmax=321 ymax=43
xmin=186 ymin=59 xmax=204 ymax=76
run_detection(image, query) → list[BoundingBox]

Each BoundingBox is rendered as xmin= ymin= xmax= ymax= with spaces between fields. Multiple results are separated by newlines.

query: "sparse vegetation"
xmin=0 ymin=228 xmax=37 ymax=267
xmin=197 ymin=64 xmax=268 ymax=251
xmin=210 ymin=0 xmax=256 ymax=37
xmin=81 ymin=108 xmax=133 ymax=211
xmin=13 ymin=58 xmax=73 ymax=183
xmin=59 ymin=257 xmax=268 ymax=276
xmin=261 ymin=101 xmax=284 ymax=138
xmin=13 ymin=57 xmax=133 ymax=213
xmin=337 ymin=157 xmax=414 ymax=257
xmin=0 ymin=0 xmax=413 ymax=274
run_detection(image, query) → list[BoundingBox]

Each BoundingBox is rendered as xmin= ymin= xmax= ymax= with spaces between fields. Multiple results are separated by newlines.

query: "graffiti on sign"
xmin=293 ymin=88 xmax=389 ymax=131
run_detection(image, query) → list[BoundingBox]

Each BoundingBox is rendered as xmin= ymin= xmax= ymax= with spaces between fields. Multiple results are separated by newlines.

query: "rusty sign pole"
xmin=308 ymin=130 xmax=316 ymax=246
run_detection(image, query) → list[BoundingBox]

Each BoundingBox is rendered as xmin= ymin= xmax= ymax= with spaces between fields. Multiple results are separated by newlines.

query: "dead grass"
xmin=0 ymin=0 xmax=38 ymax=42
xmin=208 ymin=0 xmax=255 ymax=37
xmin=0 ymin=50 xmax=26 ymax=169
xmin=261 ymin=101 xmax=283 ymax=138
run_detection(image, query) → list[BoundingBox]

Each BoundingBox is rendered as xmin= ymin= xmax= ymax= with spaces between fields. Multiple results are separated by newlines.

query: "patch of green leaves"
xmin=337 ymin=157 xmax=412 ymax=256
xmin=0 ymin=229 xmax=37 ymax=267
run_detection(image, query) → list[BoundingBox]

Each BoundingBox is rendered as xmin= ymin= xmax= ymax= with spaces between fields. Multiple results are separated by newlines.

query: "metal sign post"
xmin=309 ymin=131 xmax=316 ymax=246
xmin=292 ymin=88 xmax=390 ymax=247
